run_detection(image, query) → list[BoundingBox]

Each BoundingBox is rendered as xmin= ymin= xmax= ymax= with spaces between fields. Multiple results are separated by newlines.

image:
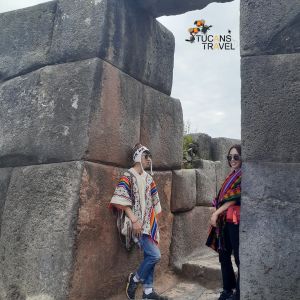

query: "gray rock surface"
xmin=137 ymin=0 xmax=233 ymax=17
xmin=171 ymin=169 xmax=196 ymax=213
xmin=241 ymin=54 xmax=300 ymax=163
xmin=0 ymin=168 xmax=12 ymax=236
xmin=0 ymin=1 xmax=56 ymax=82
xmin=0 ymin=57 xmax=183 ymax=169
xmin=0 ymin=0 xmax=175 ymax=95
xmin=241 ymin=0 xmax=300 ymax=56
xmin=0 ymin=161 xmax=83 ymax=300
xmin=196 ymin=160 xmax=218 ymax=207
xmin=0 ymin=59 xmax=99 ymax=168
xmin=141 ymin=89 xmax=183 ymax=170
xmin=240 ymin=162 xmax=300 ymax=299
xmin=189 ymin=133 xmax=212 ymax=160
xmin=170 ymin=207 xmax=214 ymax=269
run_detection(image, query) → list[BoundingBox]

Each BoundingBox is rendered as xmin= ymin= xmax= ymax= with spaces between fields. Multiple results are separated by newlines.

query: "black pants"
xmin=219 ymin=222 xmax=240 ymax=297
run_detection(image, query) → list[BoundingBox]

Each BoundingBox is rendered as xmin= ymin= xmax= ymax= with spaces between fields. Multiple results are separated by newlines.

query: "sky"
xmin=0 ymin=0 xmax=241 ymax=139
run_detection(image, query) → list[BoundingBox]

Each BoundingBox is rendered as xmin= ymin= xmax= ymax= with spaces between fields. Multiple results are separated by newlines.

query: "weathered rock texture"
xmin=137 ymin=0 xmax=233 ymax=17
xmin=189 ymin=133 xmax=212 ymax=161
xmin=241 ymin=54 xmax=300 ymax=163
xmin=170 ymin=207 xmax=214 ymax=269
xmin=0 ymin=0 xmax=175 ymax=95
xmin=240 ymin=0 xmax=300 ymax=56
xmin=0 ymin=168 xmax=12 ymax=236
xmin=171 ymin=169 xmax=196 ymax=213
xmin=0 ymin=162 xmax=83 ymax=300
xmin=196 ymin=160 xmax=219 ymax=207
xmin=0 ymin=58 xmax=182 ymax=169
xmin=240 ymin=162 xmax=300 ymax=299
xmin=241 ymin=1 xmax=300 ymax=298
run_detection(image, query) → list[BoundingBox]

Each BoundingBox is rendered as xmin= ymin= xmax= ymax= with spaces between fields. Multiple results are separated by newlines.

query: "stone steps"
xmin=181 ymin=252 xmax=222 ymax=289
xmin=162 ymin=282 xmax=219 ymax=300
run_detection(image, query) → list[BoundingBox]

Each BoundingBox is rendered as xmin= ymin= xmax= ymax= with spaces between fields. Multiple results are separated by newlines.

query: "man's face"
xmin=141 ymin=153 xmax=152 ymax=169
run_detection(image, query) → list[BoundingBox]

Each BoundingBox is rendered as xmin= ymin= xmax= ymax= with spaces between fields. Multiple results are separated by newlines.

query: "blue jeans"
xmin=136 ymin=234 xmax=161 ymax=288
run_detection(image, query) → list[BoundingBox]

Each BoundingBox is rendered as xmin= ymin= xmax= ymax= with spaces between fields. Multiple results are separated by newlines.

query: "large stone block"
xmin=141 ymin=88 xmax=183 ymax=169
xmin=189 ymin=133 xmax=212 ymax=160
xmin=0 ymin=161 xmax=83 ymax=300
xmin=241 ymin=54 xmax=300 ymax=163
xmin=0 ymin=167 xmax=12 ymax=236
xmin=0 ymin=0 xmax=174 ymax=95
xmin=196 ymin=160 xmax=218 ymax=207
xmin=137 ymin=0 xmax=233 ymax=17
xmin=170 ymin=207 xmax=214 ymax=269
xmin=0 ymin=59 xmax=99 ymax=168
xmin=0 ymin=1 xmax=56 ymax=81
xmin=0 ymin=57 xmax=182 ymax=169
xmin=69 ymin=163 xmax=173 ymax=300
xmin=171 ymin=169 xmax=196 ymax=213
xmin=241 ymin=0 xmax=300 ymax=56
xmin=240 ymin=162 xmax=300 ymax=299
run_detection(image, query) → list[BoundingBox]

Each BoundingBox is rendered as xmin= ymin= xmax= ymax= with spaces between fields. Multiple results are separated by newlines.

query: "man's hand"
xmin=132 ymin=220 xmax=142 ymax=237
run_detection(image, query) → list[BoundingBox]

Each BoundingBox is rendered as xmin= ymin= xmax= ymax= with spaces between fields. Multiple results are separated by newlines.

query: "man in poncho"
xmin=110 ymin=143 xmax=168 ymax=300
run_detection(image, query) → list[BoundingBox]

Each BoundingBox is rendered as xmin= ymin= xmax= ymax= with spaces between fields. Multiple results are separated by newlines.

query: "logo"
xmin=185 ymin=19 xmax=236 ymax=51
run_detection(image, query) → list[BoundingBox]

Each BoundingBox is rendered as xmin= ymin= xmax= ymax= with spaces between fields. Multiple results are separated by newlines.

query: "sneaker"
xmin=126 ymin=273 xmax=139 ymax=299
xmin=142 ymin=290 xmax=169 ymax=300
xmin=218 ymin=290 xmax=233 ymax=300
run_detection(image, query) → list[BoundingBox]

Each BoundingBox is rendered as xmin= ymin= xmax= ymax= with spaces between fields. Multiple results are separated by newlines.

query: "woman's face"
xmin=228 ymin=148 xmax=242 ymax=170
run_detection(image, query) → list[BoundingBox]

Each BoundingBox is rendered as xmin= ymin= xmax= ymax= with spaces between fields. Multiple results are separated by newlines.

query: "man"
xmin=110 ymin=143 xmax=168 ymax=300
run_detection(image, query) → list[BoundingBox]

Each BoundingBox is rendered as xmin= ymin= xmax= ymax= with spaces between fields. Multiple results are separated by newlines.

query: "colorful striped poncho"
xmin=206 ymin=168 xmax=241 ymax=252
xmin=110 ymin=168 xmax=161 ymax=244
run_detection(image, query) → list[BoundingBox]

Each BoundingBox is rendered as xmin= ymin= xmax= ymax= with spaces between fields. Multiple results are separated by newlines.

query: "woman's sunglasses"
xmin=227 ymin=154 xmax=241 ymax=161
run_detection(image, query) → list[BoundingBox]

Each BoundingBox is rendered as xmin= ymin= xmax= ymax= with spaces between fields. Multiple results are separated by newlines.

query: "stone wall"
xmin=240 ymin=0 xmax=300 ymax=299
xmin=170 ymin=133 xmax=240 ymax=269
xmin=0 ymin=1 xmax=185 ymax=299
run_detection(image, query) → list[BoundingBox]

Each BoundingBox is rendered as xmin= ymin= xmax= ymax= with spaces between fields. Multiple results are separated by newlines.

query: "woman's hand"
xmin=132 ymin=219 xmax=143 ymax=237
xmin=210 ymin=212 xmax=218 ymax=227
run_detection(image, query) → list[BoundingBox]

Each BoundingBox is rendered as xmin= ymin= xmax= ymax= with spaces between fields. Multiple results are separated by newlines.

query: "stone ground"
xmin=106 ymin=248 xmax=239 ymax=300
xmin=107 ymin=263 xmax=222 ymax=300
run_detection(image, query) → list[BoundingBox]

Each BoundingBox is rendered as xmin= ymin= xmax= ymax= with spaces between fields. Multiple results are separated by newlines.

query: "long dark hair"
xmin=227 ymin=144 xmax=241 ymax=167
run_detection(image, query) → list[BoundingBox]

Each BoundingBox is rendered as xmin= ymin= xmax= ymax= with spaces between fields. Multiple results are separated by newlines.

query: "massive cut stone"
xmin=170 ymin=207 xmax=214 ymax=269
xmin=137 ymin=0 xmax=233 ymax=17
xmin=171 ymin=169 xmax=196 ymax=213
xmin=189 ymin=133 xmax=212 ymax=160
xmin=0 ymin=57 xmax=182 ymax=169
xmin=196 ymin=160 xmax=218 ymax=207
xmin=0 ymin=161 xmax=83 ymax=300
xmin=69 ymin=163 xmax=173 ymax=300
xmin=241 ymin=0 xmax=300 ymax=56
xmin=0 ymin=0 xmax=174 ymax=94
xmin=240 ymin=162 xmax=300 ymax=300
xmin=0 ymin=167 xmax=12 ymax=236
xmin=0 ymin=1 xmax=56 ymax=82
xmin=50 ymin=0 xmax=174 ymax=95
xmin=241 ymin=54 xmax=300 ymax=163
xmin=141 ymin=88 xmax=183 ymax=170
xmin=0 ymin=59 xmax=98 ymax=168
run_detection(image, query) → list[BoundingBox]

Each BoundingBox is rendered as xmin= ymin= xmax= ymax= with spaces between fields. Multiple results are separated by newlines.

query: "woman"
xmin=206 ymin=144 xmax=242 ymax=300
